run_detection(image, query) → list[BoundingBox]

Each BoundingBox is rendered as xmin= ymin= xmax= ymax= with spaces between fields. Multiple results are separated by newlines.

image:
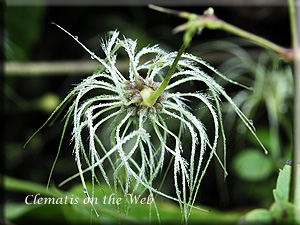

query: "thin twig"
xmin=289 ymin=0 xmax=300 ymax=223
xmin=4 ymin=50 xmax=264 ymax=77
xmin=4 ymin=60 xmax=129 ymax=76
xmin=149 ymin=4 xmax=294 ymax=62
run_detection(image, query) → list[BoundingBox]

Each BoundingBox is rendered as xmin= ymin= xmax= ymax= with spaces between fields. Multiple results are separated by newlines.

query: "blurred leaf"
xmin=269 ymin=202 xmax=295 ymax=224
xmin=240 ymin=209 xmax=272 ymax=224
xmin=4 ymin=176 xmax=138 ymax=224
xmin=5 ymin=203 xmax=41 ymax=220
xmin=7 ymin=204 xmax=71 ymax=225
xmin=241 ymin=164 xmax=299 ymax=225
xmin=241 ymin=192 xmax=297 ymax=225
xmin=273 ymin=164 xmax=291 ymax=203
xmin=4 ymin=176 xmax=243 ymax=224
xmin=69 ymin=183 xmax=242 ymax=223
xmin=232 ymin=148 xmax=273 ymax=181
xmin=4 ymin=176 xmax=61 ymax=198
xmin=60 ymin=204 xmax=103 ymax=225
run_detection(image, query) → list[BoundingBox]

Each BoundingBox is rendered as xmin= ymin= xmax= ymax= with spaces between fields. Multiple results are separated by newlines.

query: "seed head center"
xmin=140 ymin=86 xmax=156 ymax=107
xmin=124 ymin=77 xmax=165 ymax=115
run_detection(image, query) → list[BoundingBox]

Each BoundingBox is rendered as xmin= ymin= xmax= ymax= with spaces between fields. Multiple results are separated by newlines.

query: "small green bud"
xmin=140 ymin=86 xmax=156 ymax=107
xmin=204 ymin=7 xmax=214 ymax=16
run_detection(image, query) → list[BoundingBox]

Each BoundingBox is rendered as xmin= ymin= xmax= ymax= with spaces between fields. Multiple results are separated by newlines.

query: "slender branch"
xmin=4 ymin=60 xmax=129 ymax=76
xmin=146 ymin=39 xmax=192 ymax=106
xmin=289 ymin=0 xmax=300 ymax=223
xmin=289 ymin=0 xmax=299 ymax=50
xmin=149 ymin=4 xmax=294 ymax=62
xmin=219 ymin=21 xmax=293 ymax=60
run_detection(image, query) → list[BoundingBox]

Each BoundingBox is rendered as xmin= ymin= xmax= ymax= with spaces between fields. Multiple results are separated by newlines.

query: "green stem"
xmin=219 ymin=21 xmax=293 ymax=61
xmin=149 ymin=4 xmax=294 ymax=62
xmin=288 ymin=0 xmax=300 ymax=223
xmin=289 ymin=0 xmax=299 ymax=49
xmin=154 ymin=45 xmax=187 ymax=95
xmin=144 ymin=32 xmax=195 ymax=107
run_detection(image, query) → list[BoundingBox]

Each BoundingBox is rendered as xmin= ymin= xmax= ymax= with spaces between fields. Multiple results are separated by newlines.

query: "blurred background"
xmin=3 ymin=2 xmax=294 ymax=224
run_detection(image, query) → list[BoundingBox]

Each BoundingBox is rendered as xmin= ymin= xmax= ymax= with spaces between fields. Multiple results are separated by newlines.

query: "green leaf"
xmin=4 ymin=177 xmax=242 ymax=224
xmin=4 ymin=176 xmax=61 ymax=198
xmin=5 ymin=203 xmax=41 ymax=220
xmin=269 ymin=202 xmax=296 ymax=224
xmin=242 ymin=209 xmax=272 ymax=224
xmin=273 ymin=164 xmax=291 ymax=203
xmin=232 ymin=148 xmax=273 ymax=181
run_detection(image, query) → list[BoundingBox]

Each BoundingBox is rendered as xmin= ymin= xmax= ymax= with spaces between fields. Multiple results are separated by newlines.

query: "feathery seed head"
xmin=35 ymin=24 xmax=267 ymax=224
xmin=124 ymin=76 xmax=166 ymax=115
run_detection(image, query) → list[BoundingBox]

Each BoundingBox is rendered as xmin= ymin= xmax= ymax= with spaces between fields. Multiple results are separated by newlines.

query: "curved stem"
xmin=219 ymin=20 xmax=293 ymax=61
xmin=144 ymin=32 xmax=195 ymax=107
xmin=289 ymin=0 xmax=300 ymax=223
xmin=149 ymin=4 xmax=294 ymax=62
xmin=152 ymin=44 xmax=188 ymax=97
